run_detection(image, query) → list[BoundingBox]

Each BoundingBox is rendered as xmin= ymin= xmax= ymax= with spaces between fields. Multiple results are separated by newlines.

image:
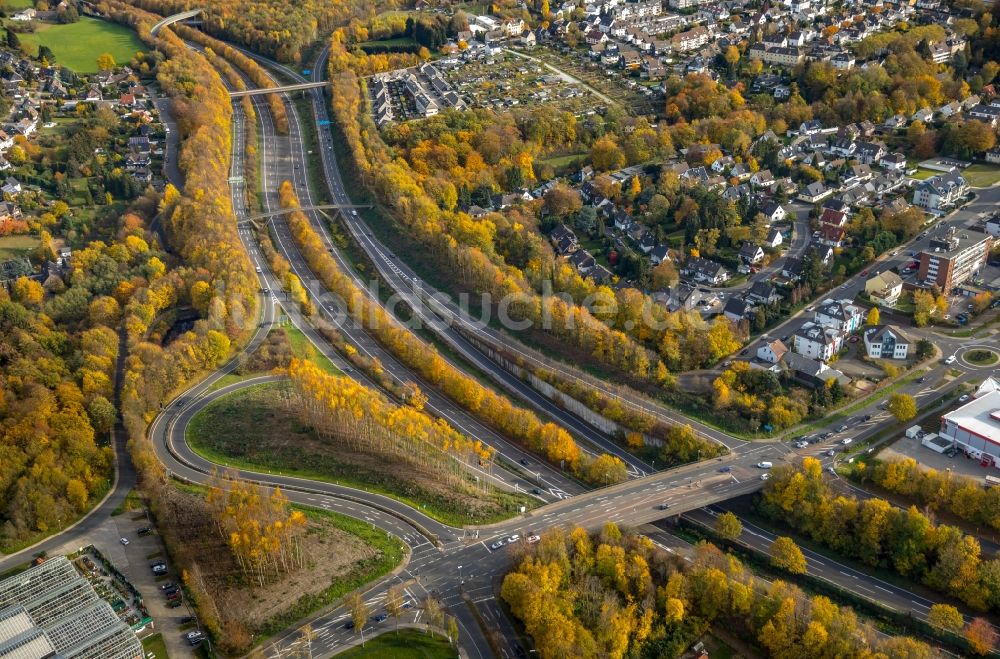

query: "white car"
xmin=945 ymin=355 xmax=957 ymax=364
xmin=119 ymin=537 xmax=129 ymax=545
xmin=760 ymin=473 xmax=771 ymax=481
xmin=960 ymin=394 xmax=970 ymax=402
xmin=527 ymin=535 xmax=540 ymax=544
xmin=841 ymin=438 xmax=853 ymax=445
xmin=489 ymin=540 xmax=505 ymax=550
xmin=505 ymin=534 xmax=520 ymax=544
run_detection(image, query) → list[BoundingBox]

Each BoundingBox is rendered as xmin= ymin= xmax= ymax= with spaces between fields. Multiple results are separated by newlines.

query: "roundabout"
xmin=959 ymin=345 xmax=1000 ymax=368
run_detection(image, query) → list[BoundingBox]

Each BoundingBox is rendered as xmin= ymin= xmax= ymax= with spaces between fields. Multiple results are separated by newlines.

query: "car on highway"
xmin=489 ymin=540 xmax=505 ymax=550
xmin=505 ymin=534 xmax=520 ymax=544
xmin=821 ymin=431 xmax=834 ymax=439
xmin=530 ymin=488 xmax=542 ymax=495
xmin=863 ymin=414 xmax=871 ymax=422
xmin=718 ymin=466 xmax=732 ymax=473
xmin=343 ymin=620 xmax=355 ymax=630
xmin=841 ymin=438 xmax=853 ymax=445
xmin=658 ymin=502 xmax=671 ymax=510
xmin=826 ymin=449 xmax=836 ymax=456
xmin=371 ymin=613 xmax=388 ymax=623
xmin=519 ymin=458 xmax=529 ymax=466
xmin=945 ymin=355 xmax=957 ymax=364
xmin=120 ymin=537 xmax=129 ymax=545
xmin=837 ymin=425 xmax=848 ymax=432
xmin=917 ymin=376 xmax=926 ymax=384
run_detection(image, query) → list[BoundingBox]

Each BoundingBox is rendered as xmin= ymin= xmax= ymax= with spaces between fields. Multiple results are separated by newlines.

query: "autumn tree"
xmin=770 ymin=536 xmax=807 ymax=574
xmin=349 ymin=593 xmax=369 ymax=646
xmin=385 ymin=584 xmax=404 ymax=634
xmin=96 ymin=52 xmax=116 ymax=71
xmin=887 ymin=393 xmax=917 ymax=423
xmin=965 ymin=617 xmax=998 ymax=656
xmin=715 ymin=511 xmax=742 ymax=541
xmin=927 ymin=603 xmax=964 ymax=632
xmin=867 ymin=307 xmax=880 ymax=325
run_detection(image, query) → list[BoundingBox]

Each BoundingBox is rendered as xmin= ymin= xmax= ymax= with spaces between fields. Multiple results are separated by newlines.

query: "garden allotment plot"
xmin=439 ymin=50 xmax=604 ymax=115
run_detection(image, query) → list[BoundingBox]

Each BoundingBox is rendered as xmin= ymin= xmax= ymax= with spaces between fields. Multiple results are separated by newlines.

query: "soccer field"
xmin=16 ymin=17 xmax=145 ymax=73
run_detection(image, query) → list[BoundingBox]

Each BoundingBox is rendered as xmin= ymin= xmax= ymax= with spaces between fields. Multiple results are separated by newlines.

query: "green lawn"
xmin=336 ymin=630 xmax=457 ymax=659
xmin=141 ymin=633 xmax=169 ymax=659
xmin=0 ymin=234 xmax=38 ymax=261
xmin=2 ymin=0 xmax=35 ymax=9
xmin=360 ymin=37 xmax=419 ymax=50
xmin=908 ymin=168 xmax=936 ymax=180
xmin=962 ymin=163 xmax=1000 ymax=188
xmin=284 ymin=325 xmax=341 ymax=375
xmin=16 ymin=17 xmax=145 ymax=73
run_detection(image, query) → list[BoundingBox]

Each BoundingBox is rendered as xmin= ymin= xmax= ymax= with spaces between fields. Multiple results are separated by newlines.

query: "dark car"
xmin=371 ymin=613 xmax=388 ymax=623
xmin=863 ymin=414 xmax=871 ymax=422
xmin=658 ymin=503 xmax=671 ymax=510
xmin=167 ymin=599 xmax=183 ymax=608
xmin=530 ymin=488 xmax=542 ymax=495
xmin=917 ymin=376 xmax=926 ymax=384
xmin=179 ymin=616 xmax=196 ymax=625
xmin=718 ymin=466 xmax=732 ymax=473
xmin=137 ymin=527 xmax=152 ymax=536
xmin=344 ymin=620 xmax=356 ymax=630
xmin=519 ymin=458 xmax=529 ymax=466
xmin=163 ymin=587 xmax=179 ymax=596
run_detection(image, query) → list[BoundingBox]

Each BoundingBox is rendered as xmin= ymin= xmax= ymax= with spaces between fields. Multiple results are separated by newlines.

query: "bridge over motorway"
xmin=149 ymin=8 xmax=202 ymax=36
xmin=236 ymin=203 xmax=373 ymax=225
xmin=229 ymin=81 xmax=328 ymax=98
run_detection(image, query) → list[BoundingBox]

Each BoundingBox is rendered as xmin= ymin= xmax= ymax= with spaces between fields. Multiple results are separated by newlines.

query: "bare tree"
xmin=424 ymin=596 xmax=444 ymax=637
xmin=298 ymin=623 xmax=317 ymax=659
xmin=446 ymin=615 xmax=459 ymax=645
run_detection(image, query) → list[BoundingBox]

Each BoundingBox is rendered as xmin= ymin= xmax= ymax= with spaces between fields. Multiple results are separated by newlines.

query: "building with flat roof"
xmin=940 ymin=378 xmax=1000 ymax=466
xmin=916 ymin=228 xmax=991 ymax=291
xmin=0 ymin=557 xmax=142 ymax=659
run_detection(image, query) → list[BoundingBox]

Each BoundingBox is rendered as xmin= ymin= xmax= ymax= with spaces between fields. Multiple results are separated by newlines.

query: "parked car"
xmin=137 ymin=527 xmax=152 ymax=536
xmin=960 ymin=394 xmax=970 ymax=403
xmin=119 ymin=537 xmax=129 ymax=545
xmin=489 ymin=540 xmax=505 ymax=550
xmin=167 ymin=599 xmax=183 ymax=608
xmin=179 ymin=616 xmax=196 ymax=625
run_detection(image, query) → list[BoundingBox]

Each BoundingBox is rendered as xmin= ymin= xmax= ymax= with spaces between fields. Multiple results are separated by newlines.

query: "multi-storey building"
xmin=917 ymin=228 xmax=991 ymax=291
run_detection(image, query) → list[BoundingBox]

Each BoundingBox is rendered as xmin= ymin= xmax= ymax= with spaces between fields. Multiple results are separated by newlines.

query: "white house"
xmin=815 ymin=299 xmax=863 ymax=333
xmin=864 ymin=271 xmax=903 ymax=306
xmin=913 ymin=172 xmax=968 ymax=213
xmin=863 ymin=324 xmax=912 ymax=360
xmin=793 ymin=322 xmax=843 ymax=361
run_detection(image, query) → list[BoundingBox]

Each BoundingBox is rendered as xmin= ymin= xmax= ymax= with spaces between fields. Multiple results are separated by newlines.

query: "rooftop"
xmin=942 ymin=387 xmax=1000 ymax=445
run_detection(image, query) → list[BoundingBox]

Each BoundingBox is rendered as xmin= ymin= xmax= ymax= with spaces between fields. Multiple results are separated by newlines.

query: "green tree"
xmin=6 ymin=29 xmax=19 ymax=51
xmin=887 ymin=393 xmax=917 ymax=423
xmin=770 ymin=536 xmax=807 ymax=574
xmin=715 ymin=511 xmax=742 ymax=541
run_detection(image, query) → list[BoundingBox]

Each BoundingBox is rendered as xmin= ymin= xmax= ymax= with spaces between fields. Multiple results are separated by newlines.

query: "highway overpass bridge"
xmin=236 ymin=203 xmax=373 ymax=226
xmin=149 ymin=9 xmax=202 ymax=36
xmin=229 ymin=81 xmax=328 ymax=98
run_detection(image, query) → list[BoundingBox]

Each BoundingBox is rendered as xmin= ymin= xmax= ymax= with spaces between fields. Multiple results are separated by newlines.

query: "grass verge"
xmin=111 ymin=489 xmax=143 ymax=516
xmin=334 ymin=628 xmax=457 ymax=659
xmin=141 ymin=633 xmax=169 ymax=659
xmin=186 ymin=381 xmax=535 ymax=526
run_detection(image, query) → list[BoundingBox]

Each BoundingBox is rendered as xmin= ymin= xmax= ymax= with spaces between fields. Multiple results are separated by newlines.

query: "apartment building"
xmin=913 ymin=171 xmax=968 ymax=212
xmin=917 ymin=229 xmax=991 ymax=291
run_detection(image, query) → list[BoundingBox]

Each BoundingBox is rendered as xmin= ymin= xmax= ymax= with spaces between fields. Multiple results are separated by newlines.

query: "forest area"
xmin=501 ymin=523 xmax=946 ymax=659
xmin=759 ymin=458 xmax=1000 ymax=614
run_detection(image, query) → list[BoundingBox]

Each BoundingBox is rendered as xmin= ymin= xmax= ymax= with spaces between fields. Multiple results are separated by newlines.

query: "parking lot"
xmin=879 ymin=436 xmax=998 ymax=481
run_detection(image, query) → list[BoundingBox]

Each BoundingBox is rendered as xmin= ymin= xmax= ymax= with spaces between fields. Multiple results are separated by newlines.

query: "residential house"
xmin=750 ymin=170 xmax=775 ymax=189
xmin=863 ymin=324 xmax=912 ymax=359
xmin=864 ymin=270 xmax=904 ymax=306
xmin=760 ymin=201 xmax=786 ymax=224
xmin=756 ymin=338 xmax=789 ymax=364
xmin=781 ymin=352 xmax=851 ymax=388
xmin=746 ymin=280 xmax=781 ymax=306
xmin=966 ymin=104 xmax=1000 ymax=127
xmin=815 ymin=298 xmax=863 ymax=333
xmin=722 ymin=297 xmax=748 ymax=323
xmin=913 ymin=171 xmax=968 ymax=212
xmin=682 ymin=257 xmax=730 ymax=285
xmin=793 ymin=322 xmax=843 ymax=361
xmin=765 ymin=229 xmax=783 ymax=248
xmin=738 ymin=242 xmax=765 ymax=265
xmin=798 ymin=181 xmax=831 ymax=202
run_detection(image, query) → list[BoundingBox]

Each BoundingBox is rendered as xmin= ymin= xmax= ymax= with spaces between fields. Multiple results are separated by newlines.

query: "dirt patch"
xmin=160 ymin=486 xmax=375 ymax=631
xmin=187 ymin=381 xmax=529 ymax=524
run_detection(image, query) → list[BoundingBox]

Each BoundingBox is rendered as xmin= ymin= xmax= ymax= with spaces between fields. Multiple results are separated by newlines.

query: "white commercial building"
xmin=939 ymin=378 xmax=1000 ymax=467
